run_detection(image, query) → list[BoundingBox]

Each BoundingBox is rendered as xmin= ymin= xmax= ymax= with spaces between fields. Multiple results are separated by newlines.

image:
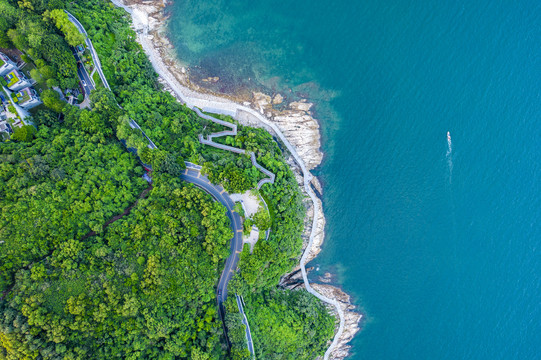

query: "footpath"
xmin=195 ymin=107 xmax=275 ymax=189
xmin=107 ymin=2 xmax=346 ymax=358
xmin=67 ymin=9 xmax=256 ymax=357
xmin=77 ymin=3 xmax=348 ymax=358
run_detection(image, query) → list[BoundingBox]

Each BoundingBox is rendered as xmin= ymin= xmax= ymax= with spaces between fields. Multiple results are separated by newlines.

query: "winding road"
xmin=195 ymin=107 xmax=275 ymax=189
xmin=110 ymin=5 xmax=349 ymax=355
xmin=179 ymin=166 xmax=245 ymax=345
xmin=67 ymin=8 xmax=256 ymax=357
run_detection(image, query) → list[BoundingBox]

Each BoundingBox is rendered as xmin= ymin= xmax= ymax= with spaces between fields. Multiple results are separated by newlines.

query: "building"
xmin=0 ymin=119 xmax=10 ymax=134
xmin=0 ymin=120 xmax=11 ymax=141
xmin=0 ymin=52 xmax=17 ymax=76
xmin=0 ymin=121 xmax=9 ymax=132
xmin=0 ymin=107 xmax=13 ymax=139
xmin=0 ymin=107 xmax=7 ymax=122
xmin=1 ymin=87 xmax=32 ymax=125
xmin=3 ymin=69 xmax=32 ymax=91
xmin=13 ymin=87 xmax=42 ymax=110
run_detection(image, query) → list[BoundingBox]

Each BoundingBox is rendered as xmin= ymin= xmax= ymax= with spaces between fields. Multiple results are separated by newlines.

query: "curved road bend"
xmin=64 ymin=10 xmax=254 ymax=354
xmin=179 ymin=167 xmax=244 ymax=340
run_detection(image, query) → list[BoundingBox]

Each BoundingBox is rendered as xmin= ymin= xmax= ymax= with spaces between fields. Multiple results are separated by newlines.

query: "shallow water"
xmin=167 ymin=0 xmax=541 ymax=358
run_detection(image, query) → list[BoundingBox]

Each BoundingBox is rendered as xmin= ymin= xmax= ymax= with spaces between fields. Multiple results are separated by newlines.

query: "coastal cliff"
xmin=251 ymin=92 xmax=323 ymax=171
xmin=109 ymin=0 xmax=360 ymax=358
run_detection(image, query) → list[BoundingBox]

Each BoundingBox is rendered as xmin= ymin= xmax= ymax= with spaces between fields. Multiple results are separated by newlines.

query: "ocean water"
xmin=166 ymin=0 xmax=541 ymax=359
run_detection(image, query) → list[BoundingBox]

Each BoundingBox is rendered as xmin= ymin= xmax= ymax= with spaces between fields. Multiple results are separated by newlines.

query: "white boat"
xmin=447 ymin=131 xmax=451 ymax=141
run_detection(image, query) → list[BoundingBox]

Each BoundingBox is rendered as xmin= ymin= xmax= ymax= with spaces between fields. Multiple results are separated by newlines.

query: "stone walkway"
xmin=99 ymin=3 xmax=348 ymax=357
xmin=195 ymin=107 xmax=275 ymax=189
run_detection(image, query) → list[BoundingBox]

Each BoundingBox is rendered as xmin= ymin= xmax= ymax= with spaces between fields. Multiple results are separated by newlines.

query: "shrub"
xmin=252 ymin=207 xmax=271 ymax=231
xmin=0 ymin=33 xmax=11 ymax=48
xmin=11 ymin=125 xmax=36 ymax=142
xmin=46 ymin=78 xmax=59 ymax=88
xmin=39 ymin=65 xmax=56 ymax=79
xmin=20 ymin=54 xmax=32 ymax=63
xmin=42 ymin=89 xmax=65 ymax=113
xmin=33 ymin=109 xmax=58 ymax=127
xmin=30 ymin=68 xmax=45 ymax=84
xmin=234 ymin=202 xmax=245 ymax=217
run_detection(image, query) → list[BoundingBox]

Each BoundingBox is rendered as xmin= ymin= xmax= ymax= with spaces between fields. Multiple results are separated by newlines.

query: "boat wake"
xmin=447 ymin=131 xmax=453 ymax=182
xmin=446 ymin=130 xmax=461 ymax=337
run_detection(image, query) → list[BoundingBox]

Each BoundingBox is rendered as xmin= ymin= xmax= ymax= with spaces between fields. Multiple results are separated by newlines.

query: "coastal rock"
xmin=312 ymin=283 xmax=362 ymax=360
xmin=311 ymin=176 xmax=324 ymax=196
xmin=202 ymin=76 xmax=219 ymax=83
xmin=290 ymin=99 xmax=313 ymax=112
xmin=253 ymin=91 xmax=272 ymax=108
xmin=252 ymin=92 xmax=323 ymax=170
xmin=272 ymin=93 xmax=284 ymax=104
xmin=273 ymin=111 xmax=322 ymax=170
xmin=110 ymin=2 xmax=359 ymax=358
xmin=319 ymin=272 xmax=333 ymax=283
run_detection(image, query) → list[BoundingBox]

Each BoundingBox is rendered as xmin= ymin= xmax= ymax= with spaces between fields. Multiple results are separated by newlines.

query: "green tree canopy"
xmin=41 ymin=89 xmax=65 ymax=113
xmin=45 ymin=9 xmax=85 ymax=46
xmin=11 ymin=124 xmax=36 ymax=142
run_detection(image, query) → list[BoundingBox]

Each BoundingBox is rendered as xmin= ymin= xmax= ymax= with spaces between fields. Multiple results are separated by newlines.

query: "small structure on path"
xmin=231 ymin=190 xmax=271 ymax=252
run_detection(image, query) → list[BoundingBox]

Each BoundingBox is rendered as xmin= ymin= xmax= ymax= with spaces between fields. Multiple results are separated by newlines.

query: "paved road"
xmin=65 ymin=10 xmax=111 ymax=90
xmin=64 ymin=9 xmax=255 ymax=355
xmin=181 ymin=165 xmax=256 ymax=358
xmin=179 ymin=167 xmax=243 ymax=339
xmin=73 ymin=51 xmax=94 ymax=95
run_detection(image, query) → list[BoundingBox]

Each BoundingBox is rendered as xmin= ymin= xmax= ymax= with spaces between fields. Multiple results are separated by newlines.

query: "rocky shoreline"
xmin=109 ymin=0 xmax=361 ymax=358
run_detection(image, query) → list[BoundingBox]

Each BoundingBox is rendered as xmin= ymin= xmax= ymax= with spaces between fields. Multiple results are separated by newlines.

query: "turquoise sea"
xmin=166 ymin=0 xmax=541 ymax=359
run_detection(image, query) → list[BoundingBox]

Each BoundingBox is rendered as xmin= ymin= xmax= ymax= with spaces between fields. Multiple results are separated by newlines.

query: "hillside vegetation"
xmin=0 ymin=0 xmax=335 ymax=359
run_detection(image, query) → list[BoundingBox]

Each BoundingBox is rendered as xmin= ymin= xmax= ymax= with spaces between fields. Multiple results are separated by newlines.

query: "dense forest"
xmin=0 ymin=0 xmax=336 ymax=358
xmin=0 ymin=0 xmax=79 ymax=89
xmin=0 ymin=126 xmax=147 ymax=291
